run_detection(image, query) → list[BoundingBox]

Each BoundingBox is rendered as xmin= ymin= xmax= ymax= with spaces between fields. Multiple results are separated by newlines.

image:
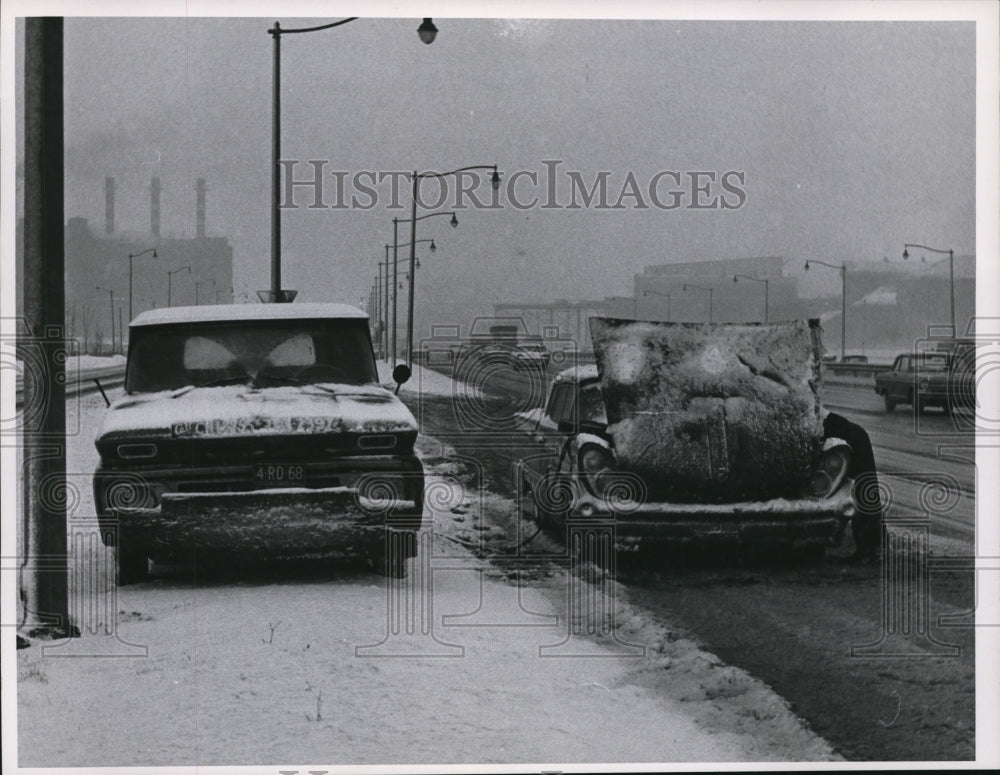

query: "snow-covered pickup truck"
xmin=874 ymin=349 xmax=976 ymax=413
xmin=515 ymin=318 xmax=860 ymax=556
xmin=93 ymin=303 xmax=424 ymax=583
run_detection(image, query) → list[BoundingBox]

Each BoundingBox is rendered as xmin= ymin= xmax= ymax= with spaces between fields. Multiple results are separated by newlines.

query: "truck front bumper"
xmin=110 ymin=487 xmax=422 ymax=559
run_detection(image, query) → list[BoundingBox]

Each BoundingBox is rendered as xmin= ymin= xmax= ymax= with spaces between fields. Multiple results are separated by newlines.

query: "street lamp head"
xmin=450 ymin=212 xmax=459 ymax=228
xmin=152 ymin=249 xmax=158 ymax=258
xmin=429 ymin=240 xmax=437 ymax=252
xmin=804 ymin=261 xmax=810 ymax=271
xmin=733 ymin=275 xmax=738 ymax=283
xmin=902 ymin=249 xmax=909 ymax=260
xmin=417 ymin=18 xmax=438 ymax=44
xmin=490 ymin=167 xmax=501 ymax=191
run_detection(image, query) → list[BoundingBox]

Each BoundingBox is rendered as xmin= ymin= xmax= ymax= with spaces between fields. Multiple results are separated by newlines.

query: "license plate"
xmin=254 ymin=463 xmax=306 ymax=487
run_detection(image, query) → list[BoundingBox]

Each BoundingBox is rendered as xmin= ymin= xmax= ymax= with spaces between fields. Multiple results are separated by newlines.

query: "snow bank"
xmin=376 ymin=359 xmax=485 ymax=399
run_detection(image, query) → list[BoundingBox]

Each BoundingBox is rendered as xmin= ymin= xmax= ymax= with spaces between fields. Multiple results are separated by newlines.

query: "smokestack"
xmin=195 ymin=178 xmax=206 ymax=239
xmin=150 ymin=177 xmax=161 ymax=238
xmin=104 ymin=177 xmax=114 ymax=234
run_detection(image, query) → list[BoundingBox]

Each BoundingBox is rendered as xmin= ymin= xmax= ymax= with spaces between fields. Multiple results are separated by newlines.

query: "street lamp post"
xmin=96 ymin=285 xmax=114 ymax=355
xmin=804 ymin=259 xmax=847 ymax=361
xmin=392 ymin=234 xmax=438 ymax=364
xmin=128 ymin=247 xmax=157 ymax=325
xmin=643 ymin=290 xmax=671 ymax=321
xmin=265 ymin=17 xmax=358 ymax=303
xmin=195 ymin=278 xmax=215 ymax=306
xmin=733 ymin=274 xmax=769 ymax=323
xmin=903 ymin=243 xmax=955 ymax=334
xmin=383 ymin=245 xmax=391 ymax=360
xmin=167 ymin=265 xmax=191 ymax=307
xmin=408 ymin=165 xmax=499 ymax=367
xmin=265 ymin=17 xmax=438 ymax=303
xmin=682 ymin=283 xmax=714 ymax=323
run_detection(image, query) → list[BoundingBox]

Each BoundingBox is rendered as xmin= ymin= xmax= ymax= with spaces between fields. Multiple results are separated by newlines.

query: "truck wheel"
xmin=883 ymin=395 xmax=897 ymax=412
xmin=371 ymin=532 xmax=412 ymax=578
xmin=116 ymin=541 xmax=149 ymax=586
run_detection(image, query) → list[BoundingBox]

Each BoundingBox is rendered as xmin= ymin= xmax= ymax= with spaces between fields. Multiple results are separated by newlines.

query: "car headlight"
xmin=806 ymin=439 xmax=852 ymax=499
xmin=579 ymin=443 xmax=615 ymax=496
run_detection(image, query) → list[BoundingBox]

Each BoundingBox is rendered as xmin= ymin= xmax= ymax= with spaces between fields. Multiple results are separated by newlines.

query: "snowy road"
xmin=15 ymin=372 xmax=841 ymax=767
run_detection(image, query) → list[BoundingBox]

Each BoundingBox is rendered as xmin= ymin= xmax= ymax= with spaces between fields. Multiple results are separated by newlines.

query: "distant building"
xmin=493 ymin=253 xmax=975 ymax=358
xmin=17 ymin=177 xmax=234 ymax=353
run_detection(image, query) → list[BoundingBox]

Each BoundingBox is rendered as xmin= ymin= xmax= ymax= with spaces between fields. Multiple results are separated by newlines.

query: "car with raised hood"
xmin=515 ymin=317 xmax=859 ymax=555
xmin=93 ymin=303 xmax=424 ymax=583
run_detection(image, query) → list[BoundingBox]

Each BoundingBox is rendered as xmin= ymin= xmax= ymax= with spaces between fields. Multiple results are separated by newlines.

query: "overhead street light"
xmin=265 ymin=17 xmax=439 ymax=303
xmin=128 ymin=248 xmax=157 ymax=325
xmin=683 ymin=283 xmax=714 ymax=324
xmin=167 ymin=265 xmax=191 ymax=307
xmin=804 ymin=259 xmax=847 ymax=361
xmin=417 ymin=18 xmax=438 ymax=44
xmin=407 ymin=165 xmax=499 ymax=367
xmin=903 ymin=243 xmax=955 ymax=334
xmin=733 ymin=273 xmax=769 ymax=323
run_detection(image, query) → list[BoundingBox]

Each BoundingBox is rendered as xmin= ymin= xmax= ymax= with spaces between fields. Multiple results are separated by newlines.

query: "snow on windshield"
xmin=126 ymin=319 xmax=377 ymax=393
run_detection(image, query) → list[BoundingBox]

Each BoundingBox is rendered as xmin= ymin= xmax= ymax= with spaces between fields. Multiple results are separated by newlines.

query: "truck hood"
xmin=96 ymin=383 xmax=418 ymax=442
xmin=588 ymin=317 xmax=826 ymax=502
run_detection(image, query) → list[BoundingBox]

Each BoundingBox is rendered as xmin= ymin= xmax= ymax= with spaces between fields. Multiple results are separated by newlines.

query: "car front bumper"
xmin=563 ymin=483 xmax=856 ymax=548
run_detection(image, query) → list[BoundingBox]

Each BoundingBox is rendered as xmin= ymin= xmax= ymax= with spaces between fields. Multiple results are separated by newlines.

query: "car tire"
xmin=883 ymin=395 xmax=897 ymax=412
xmin=116 ymin=541 xmax=149 ymax=586
xmin=520 ymin=474 xmax=551 ymax=529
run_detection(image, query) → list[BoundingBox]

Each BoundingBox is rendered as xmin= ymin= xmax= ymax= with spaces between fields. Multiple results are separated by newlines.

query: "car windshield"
xmin=126 ymin=318 xmax=378 ymax=393
xmin=917 ymin=354 xmax=949 ymax=372
xmin=579 ymin=383 xmax=608 ymax=424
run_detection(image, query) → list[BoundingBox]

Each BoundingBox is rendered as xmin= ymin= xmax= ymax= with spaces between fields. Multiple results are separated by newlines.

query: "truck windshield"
xmin=126 ymin=318 xmax=378 ymax=393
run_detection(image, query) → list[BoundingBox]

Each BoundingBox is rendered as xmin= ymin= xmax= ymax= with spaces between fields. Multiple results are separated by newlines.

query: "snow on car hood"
xmin=589 ymin=317 xmax=825 ymax=502
xmin=97 ymin=383 xmax=418 ymax=441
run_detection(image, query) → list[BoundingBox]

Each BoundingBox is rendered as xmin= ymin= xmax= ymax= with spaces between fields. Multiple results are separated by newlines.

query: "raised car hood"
xmin=589 ymin=317 xmax=826 ymax=502
xmin=97 ymin=383 xmax=418 ymax=442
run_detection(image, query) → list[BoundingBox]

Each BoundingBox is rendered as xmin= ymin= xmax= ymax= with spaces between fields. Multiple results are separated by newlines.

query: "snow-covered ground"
xmin=377 ymin=358 xmax=486 ymax=398
xmin=12 ymin=376 xmax=841 ymax=768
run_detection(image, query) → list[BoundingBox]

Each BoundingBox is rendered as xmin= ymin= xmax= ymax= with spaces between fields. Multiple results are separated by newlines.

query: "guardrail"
xmin=821 ymin=363 xmax=891 ymax=379
xmin=15 ymin=365 xmax=126 ymax=407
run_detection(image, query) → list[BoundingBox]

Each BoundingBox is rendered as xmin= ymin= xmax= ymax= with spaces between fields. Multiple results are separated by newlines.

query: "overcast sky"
xmin=11 ymin=7 xmax=979 ymax=331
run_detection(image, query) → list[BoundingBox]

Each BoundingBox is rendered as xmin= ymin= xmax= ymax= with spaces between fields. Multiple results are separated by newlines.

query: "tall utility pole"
xmin=21 ymin=17 xmax=73 ymax=640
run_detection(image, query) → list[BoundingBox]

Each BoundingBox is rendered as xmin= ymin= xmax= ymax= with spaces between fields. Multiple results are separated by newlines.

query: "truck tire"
xmin=371 ymin=532 xmax=412 ymax=578
xmin=883 ymin=394 xmax=897 ymax=412
xmin=116 ymin=541 xmax=149 ymax=586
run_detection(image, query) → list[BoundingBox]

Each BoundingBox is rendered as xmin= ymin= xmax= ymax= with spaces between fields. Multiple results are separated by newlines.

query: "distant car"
xmin=874 ymin=350 xmax=974 ymax=413
xmin=840 ymin=355 xmax=869 ymax=364
xmin=93 ymin=303 xmax=424 ymax=583
xmin=515 ymin=360 xmax=858 ymax=556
